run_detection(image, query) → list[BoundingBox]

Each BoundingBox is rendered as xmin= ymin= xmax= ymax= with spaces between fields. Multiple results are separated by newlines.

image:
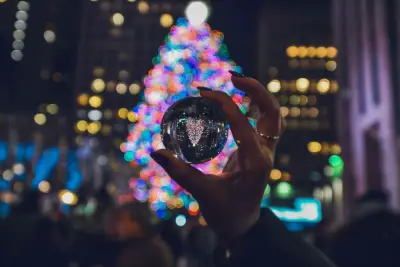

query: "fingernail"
xmin=197 ymin=86 xmax=213 ymax=91
xmin=150 ymin=152 xmax=170 ymax=169
xmin=229 ymin=70 xmax=245 ymax=78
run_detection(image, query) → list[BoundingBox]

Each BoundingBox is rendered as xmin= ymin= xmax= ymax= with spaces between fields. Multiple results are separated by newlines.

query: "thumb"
xmin=150 ymin=149 xmax=210 ymax=198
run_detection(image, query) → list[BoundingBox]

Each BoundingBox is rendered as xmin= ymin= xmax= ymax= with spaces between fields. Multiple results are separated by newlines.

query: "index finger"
xmin=198 ymin=88 xmax=265 ymax=166
xmin=229 ymin=71 xmax=280 ymax=117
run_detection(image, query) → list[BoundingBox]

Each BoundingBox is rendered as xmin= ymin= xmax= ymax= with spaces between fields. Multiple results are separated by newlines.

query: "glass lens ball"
xmin=161 ymin=97 xmax=229 ymax=164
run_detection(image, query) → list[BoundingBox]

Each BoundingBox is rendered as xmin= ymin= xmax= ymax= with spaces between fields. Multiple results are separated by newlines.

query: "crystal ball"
xmin=161 ymin=97 xmax=229 ymax=164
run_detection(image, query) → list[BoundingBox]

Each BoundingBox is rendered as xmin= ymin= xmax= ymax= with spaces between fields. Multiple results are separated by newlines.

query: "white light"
xmin=16 ymin=10 xmax=28 ymax=21
xmin=88 ymin=110 xmax=102 ymax=121
xmin=185 ymin=1 xmax=209 ymax=26
xmin=12 ymin=163 xmax=25 ymax=175
xmin=175 ymin=214 xmax=187 ymax=227
xmin=44 ymin=30 xmax=56 ymax=43
xmin=11 ymin=50 xmax=23 ymax=61
xmin=17 ymin=1 xmax=30 ymax=11
xmin=14 ymin=20 xmax=27 ymax=31
xmin=13 ymin=30 xmax=25 ymax=40
xmin=2 ymin=170 xmax=14 ymax=181
xmin=12 ymin=40 xmax=24 ymax=50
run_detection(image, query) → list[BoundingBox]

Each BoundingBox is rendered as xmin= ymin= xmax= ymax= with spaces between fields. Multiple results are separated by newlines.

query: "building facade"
xmin=333 ymin=0 xmax=400 ymax=211
xmin=257 ymin=1 xmax=343 ymax=221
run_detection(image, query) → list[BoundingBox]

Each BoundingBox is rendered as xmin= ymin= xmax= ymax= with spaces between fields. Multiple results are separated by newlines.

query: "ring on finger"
xmin=255 ymin=130 xmax=280 ymax=141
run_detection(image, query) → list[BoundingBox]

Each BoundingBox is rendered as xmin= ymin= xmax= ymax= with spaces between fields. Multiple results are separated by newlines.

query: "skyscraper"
xmin=257 ymin=1 xmax=342 ymax=220
xmin=333 ymin=0 xmax=400 ymax=210
xmin=74 ymin=1 xmax=185 ymax=152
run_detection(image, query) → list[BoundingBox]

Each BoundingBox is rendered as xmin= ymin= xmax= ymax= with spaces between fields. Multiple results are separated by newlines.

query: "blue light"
xmin=175 ymin=214 xmax=187 ymax=227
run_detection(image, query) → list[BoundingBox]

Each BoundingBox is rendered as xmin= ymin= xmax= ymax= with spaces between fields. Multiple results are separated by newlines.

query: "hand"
xmin=150 ymin=71 xmax=285 ymax=243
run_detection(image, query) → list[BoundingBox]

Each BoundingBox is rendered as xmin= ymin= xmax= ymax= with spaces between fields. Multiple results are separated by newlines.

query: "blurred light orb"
xmin=44 ymin=30 xmax=56 ymax=43
xmin=296 ymin=78 xmax=309 ymax=92
xmin=12 ymin=40 xmax=24 ymax=50
xmin=38 ymin=181 xmax=51 ymax=193
xmin=14 ymin=20 xmax=27 ymax=30
xmin=12 ymin=163 xmax=25 ymax=175
xmin=91 ymin=78 xmax=106 ymax=93
xmin=160 ymin=13 xmax=174 ymax=28
xmin=17 ymin=1 xmax=30 ymax=11
xmin=317 ymin=79 xmax=330 ymax=93
xmin=185 ymin=1 xmax=209 ymax=26
xmin=175 ymin=214 xmax=187 ymax=227
xmin=267 ymin=79 xmax=281 ymax=93
xmin=129 ymin=83 xmax=141 ymax=94
xmin=34 ymin=113 xmax=47 ymax=125
xmin=112 ymin=13 xmax=124 ymax=26
xmin=137 ymin=1 xmax=149 ymax=14
xmin=11 ymin=50 xmax=23 ymax=61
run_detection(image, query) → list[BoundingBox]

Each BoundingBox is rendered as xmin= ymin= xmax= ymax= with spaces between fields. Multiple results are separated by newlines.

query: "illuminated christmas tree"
xmin=122 ymin=18 xmax=247 ymax=218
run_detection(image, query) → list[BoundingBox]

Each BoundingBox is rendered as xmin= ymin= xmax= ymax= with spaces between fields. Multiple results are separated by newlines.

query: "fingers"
xmin=198 ymin=89 xmax=264 ymax=163
xmin=150 ymin=149 xmax=210 ymax=198
xmin=229 ymin=71 xmax=281 ymax=137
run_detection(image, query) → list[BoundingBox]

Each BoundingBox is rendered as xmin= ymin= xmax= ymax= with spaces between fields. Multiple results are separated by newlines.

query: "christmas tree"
xmin=122 ymin=18 xmax=248 ymax=218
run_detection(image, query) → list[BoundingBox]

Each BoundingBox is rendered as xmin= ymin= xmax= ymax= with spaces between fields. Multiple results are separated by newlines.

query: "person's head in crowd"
xmin=352 ymin=189 xmax=390 ymax=220
xmin=357 ymin=189 xmax=389 ymax=206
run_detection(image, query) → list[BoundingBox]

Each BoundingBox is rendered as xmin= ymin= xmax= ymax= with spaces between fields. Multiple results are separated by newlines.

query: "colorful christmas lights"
xmin=123 ymin=18 xmax=246 ymax=216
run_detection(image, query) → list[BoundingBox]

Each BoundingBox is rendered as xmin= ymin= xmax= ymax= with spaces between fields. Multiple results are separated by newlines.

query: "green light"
xmin=329 ymin=155 xmax=343 ymax=167
xmin=276 ymin=182 xmax=293 ymax=198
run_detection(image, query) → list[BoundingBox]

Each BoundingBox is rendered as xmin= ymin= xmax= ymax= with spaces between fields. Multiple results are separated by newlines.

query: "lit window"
xmin=289 ymin=95 xmax=300 ymax=105
xmin=127 ymin=111 xmax=138 ymax=122
xmin=88 ymin=96 xmax=103 ymax=108
xmin=76 ymin=120 xmax=88 ymax=132
xmin=325 ymin=61 xmax=337 ymax=71
xmin=88 ymin=110 xmax=102 ymax=121
xmin=290 ymin=107 xmax=300 ymax=117
xmin=286 ymin=46 xmax=298 ymax=57
xmin=317 ymin=79 xmax=330 ymax=93
xmin=316 ymin=47 xmax=327 ymax=58
xmin=87 ymin=122 xmax=101 ymax=134
xmin=11 ymin=50 xmax=23 ymax=61
xmin=138 ymin=1 xmax=149 ymax=14
xmin=93 ymin=67 xmax=105 ymax=77
xmin=118 ymin=108 xmax=129 ymax=119
xmin=116 ymin=83 xmax=127 ymax=94
xmin=308 ymin=142 xmax=322 ymax=153
xmin=270 ymin=169 xmax=282 ymax=180
xmin=160 ymin=14 xmax=174 ymax=28
xmin=44 ymin=30 xmax=56 ymax=43
xmin=46 ymin=104 xmax=59 ymax=114
xmin=296 ymin=78 xmax=309 ymax=92
xmin=327 ymin=47 xmax=338 ymax=58
xmin=307 ymin=46 xmax=317 ymax=57
xmin=129 ymin=83 xmax=141 ymax=94
xmin=267 ymin=80 xmax=281 ymax=93
xmin=298 ymin=46 xmax=308 ymax=58
xmin=92 ymin=79 xmax=106 ymax=93
xmin=34 ymin=113 xmax=46 ymax=125
xmin=280 ymin=107 xmax=289 ymax=117
xmin=309 ymin=107 xmax=319 ymax=118
xmin=77 ymin=94 xmax=89 ymax=106
xmin=112 ymin=13 xmax=124 ymax=26
xmin=119 ymin=70 xmax=130 ymax=80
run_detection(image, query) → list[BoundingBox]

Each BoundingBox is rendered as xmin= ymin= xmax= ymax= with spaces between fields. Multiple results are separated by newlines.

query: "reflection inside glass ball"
xmin=161 ymin=97 xmax=229 ymax=164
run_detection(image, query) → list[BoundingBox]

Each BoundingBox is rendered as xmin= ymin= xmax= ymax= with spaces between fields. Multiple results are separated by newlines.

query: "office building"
xmin=257 ymin=1 xmax=342 ymax=220
xmin=333 ymin=0 xmax=400 ymax=210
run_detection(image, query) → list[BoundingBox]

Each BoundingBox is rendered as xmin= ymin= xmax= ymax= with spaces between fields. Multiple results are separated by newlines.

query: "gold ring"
xmin=256 ymin=130 xmax=280 ymax=141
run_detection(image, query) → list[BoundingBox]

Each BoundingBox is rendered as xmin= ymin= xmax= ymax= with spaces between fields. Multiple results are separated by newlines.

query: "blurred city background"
xmin=0 ymin=0 xmax=400 ymax=266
